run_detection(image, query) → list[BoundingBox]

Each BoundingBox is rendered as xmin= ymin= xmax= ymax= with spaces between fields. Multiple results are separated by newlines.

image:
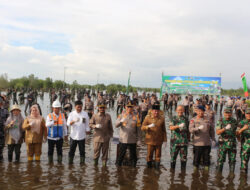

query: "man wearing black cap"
xmin=90 ymin=103 xmax=113 ymax=166
xmin=142 ymin=101 xmax=167 ymax=169
xmin=216 ymin=107 xmax=238 ymax=173
xmin=189 ymin=105 xmax=215 ymax=171
xmin=115 ymin=100 xmax=141 ymax=167
xmin=0 ymin=96 xmax=9 ymax=161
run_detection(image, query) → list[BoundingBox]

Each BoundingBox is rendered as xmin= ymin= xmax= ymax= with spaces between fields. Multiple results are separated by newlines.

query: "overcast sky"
xmin=0 ymin=0 xmax=250 ymax=89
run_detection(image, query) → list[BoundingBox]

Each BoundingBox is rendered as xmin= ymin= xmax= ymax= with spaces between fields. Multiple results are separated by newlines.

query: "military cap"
xmin=224 ymin=107 xmax=232 ymax=113
xmin=126 ymin=100 xmax=134 ymax=107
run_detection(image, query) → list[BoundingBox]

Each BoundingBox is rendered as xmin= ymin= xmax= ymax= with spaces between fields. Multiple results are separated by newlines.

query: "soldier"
xmin=237 ymin=108 xmax=250 ymax=173
xmin=0 ymin=97 xmax=9 ymax=161
xmin=89 ymin=103 xmax=113 ymax=166
xmin=216 ymin=107 xmax=238 ymax=173
xmin=115 ymin=101 xmax=141 ymax=167
xmin=84 ymin=96 xmax=94 ymax=119
xmin=189 ymin=105 xmax=215 ymax=171
xmin=169 ymin=105 xmax=189 ymax=171
xmin=141 ymin=101 xmax=167 ymax=169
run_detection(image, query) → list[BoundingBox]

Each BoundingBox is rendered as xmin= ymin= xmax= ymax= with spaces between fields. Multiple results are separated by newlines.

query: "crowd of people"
xmin=0 ymin=89 xmax=249 ymax=175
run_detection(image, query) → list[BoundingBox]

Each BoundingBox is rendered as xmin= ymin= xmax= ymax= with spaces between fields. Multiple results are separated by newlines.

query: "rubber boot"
xmin=155 ymin=162 xmax=160 ymax=170
xmin=193 ymin=166 xmax=198 ymax=172
xmin=171 ymin=162 xmax=176 ymax=170
xmin=147 ymin=161 xmax=152 ymax=168
xmin=217 ymin=165 xmax=223 ymax=173
xmin=229 ymin=164 xmax=235 ymax=173
xmin=57 ymin=156 xmax=62 ymax=164
xmin=35 ymin=156 xmax=40 ymax=161
xmin=15 ymin=154 xmax=20 ymax=163
xmin=94 ymin=159 xmax=98 ymax=166
xmin=28 ymin=156 xmax=33 ymax=162
xmin=80 ymin=157 xmax=85 ymax=165
xmin=68 ymin=157 xmax=74 ymax=164
xmin=181 ymin=162 xmax=186 ymax=171
xmin=8 ymin=153 xmax=13 ymax=162
xmin=204 ymin=166 xmax=209 ymax=172
xmin=102 ymin=161 xmax=107 ymax=167
xmin=48 ymin=155 xmax=53 ymax=164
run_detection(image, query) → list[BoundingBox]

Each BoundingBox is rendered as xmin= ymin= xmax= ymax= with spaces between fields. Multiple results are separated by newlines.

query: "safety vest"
xmin=48 ymin=113 xmax=65 ymax=138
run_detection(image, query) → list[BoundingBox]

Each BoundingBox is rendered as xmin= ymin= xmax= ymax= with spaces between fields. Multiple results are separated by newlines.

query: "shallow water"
xmin=0 ymin=94 xmax=249 ymax=190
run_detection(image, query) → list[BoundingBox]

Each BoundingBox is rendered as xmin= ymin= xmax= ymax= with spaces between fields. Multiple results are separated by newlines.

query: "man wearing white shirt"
xmin=67 ymin=100 xmax=90 ymax=164
xmin=46 ymin=100 xmax=68 ymax=164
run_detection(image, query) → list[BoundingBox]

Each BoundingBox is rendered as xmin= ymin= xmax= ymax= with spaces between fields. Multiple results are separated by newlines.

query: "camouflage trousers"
xmin=240 ymin=143 xmax=250 ymax=170
xmin=217 ymin=143 xmax=236 ymax=167
xmin=170 ymin=144 xmax=187 ymax=162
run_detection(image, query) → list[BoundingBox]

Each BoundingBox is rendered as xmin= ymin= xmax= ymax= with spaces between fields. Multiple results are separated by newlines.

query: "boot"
xmin=193 ymin=166 xmax=198 ymax=172
xmin=147 ymin=161 xmax=152 ymax=168
xmin=48 ymin=155 xmax=53 ymax=164
xmin=171 ymin=162 xmax=176 ymax=170
xmin=15 ymin=154 xmax=20 ymax=162
xmin=94 ymin=159 xmax=98 ymax=166
xmin=68 ymin=157 xmax=74 ymax=164
xmin=35 ymin=156 xmax=40 ymax=161
xmin=57 ymin=155 xmax=62 ymax=164
xmin=217 ymin=165 xmax=223 ymax=172
xmin=28 ymin=156 xmax=33 ymax=162
xmin=8 ymin=153 xmax=13 ymax=162
xmin=155 ymin=162 xmax=160 ymax=170
xmin=102 ymin=160 xmax=107 ymax=167
xmin=229 ymin=164 xmax=235 ymax=173
xmin=204 ymin=166 xmax=209 ymax=171
xmin=80 ymin=157 xmax=85 ymax=165
xmin=181 ymin=162 xmax=186 ymax=171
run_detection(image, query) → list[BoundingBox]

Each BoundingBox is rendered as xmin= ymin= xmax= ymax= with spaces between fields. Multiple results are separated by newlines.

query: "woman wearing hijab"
xmin=22 ymin=104 xmax=47 ymax=161
xmin=5 ymin=104 xmax=24 ymax=162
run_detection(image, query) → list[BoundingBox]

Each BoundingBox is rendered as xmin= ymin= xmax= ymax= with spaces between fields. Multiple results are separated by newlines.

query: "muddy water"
xmin=0 ymin=94 xmax=249 ymax=190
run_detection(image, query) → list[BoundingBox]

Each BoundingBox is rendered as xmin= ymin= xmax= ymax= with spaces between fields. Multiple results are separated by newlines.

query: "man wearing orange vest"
xmin=46 ymin=100 xmax=68 ymax=163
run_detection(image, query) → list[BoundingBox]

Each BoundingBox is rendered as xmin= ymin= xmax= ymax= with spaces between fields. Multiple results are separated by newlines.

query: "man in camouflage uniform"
xmin=237 ymin=108 xmax=250 ymax=173
xmin=0 ymin=97 xmax=9 ymax=161
xmin=169 ymin=105 xmax=189 ymax=170
xmin=216 ymin=107 xmax=238 ymax=172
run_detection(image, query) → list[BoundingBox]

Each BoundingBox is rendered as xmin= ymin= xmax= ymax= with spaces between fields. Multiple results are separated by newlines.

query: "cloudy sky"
xmin=0 ymin=0 xmax=250 ymax=89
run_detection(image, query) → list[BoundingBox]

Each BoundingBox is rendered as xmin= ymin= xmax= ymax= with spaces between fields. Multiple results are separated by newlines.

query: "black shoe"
xmin=181 ymin=162 xmax=186 ymax=171
xmin=147 ymin=161 xmax=152 ymax=168
xmin=155 ymin=162 xmax=160 ymax=170
xmin=171 ymin=162 xmax=176 ymax=170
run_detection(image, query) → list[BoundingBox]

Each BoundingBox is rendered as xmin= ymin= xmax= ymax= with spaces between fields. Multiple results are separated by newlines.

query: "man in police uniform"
xmin=169 ymin=105 xmax=189 ymax=171
xmin=237 ymin=108 xmax=250 ymax=173
xmin=115 ymin=100 xmax=141 ymax=167
xmin=189 ymin=105 xmax=215 ymax=171
xmin=0 ymin=96 xmax=9 ymax=161
xmin=90 ymin=103 xmax=113 ymax=167
xmin=216 ymin=107 xmax=238 ymax=173
xmin=204 ymin=102 xmax=215 ymax=127
xmin=84 ymin=95 xmax=94 ymax=119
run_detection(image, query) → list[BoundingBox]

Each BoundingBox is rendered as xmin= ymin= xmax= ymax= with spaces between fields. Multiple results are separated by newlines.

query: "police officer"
xmin=189 ymin=105 xmax=215 ymax=171
xmin=169 ymin=105 xmax=189 ymax=171
xmin=216 ymin=107 xmax=238 ymax=173
xmin=84 ymin=95 xmax=94 ymax=119
xmin=237 ymin=108 xmax=250 ymax=173
xmin=115 ymin=100 xmax=141 ymax=167
xmin=0 ymin=96 xmax=9 ymax=161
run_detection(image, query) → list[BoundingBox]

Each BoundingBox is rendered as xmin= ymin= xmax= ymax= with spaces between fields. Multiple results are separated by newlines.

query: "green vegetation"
xmin=0 ymin=74 xmax=159 ymax=94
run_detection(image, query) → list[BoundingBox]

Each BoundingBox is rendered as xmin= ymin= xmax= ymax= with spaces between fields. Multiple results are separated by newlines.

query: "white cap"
xmin=52 ymin=100 xmax=61 ymax=108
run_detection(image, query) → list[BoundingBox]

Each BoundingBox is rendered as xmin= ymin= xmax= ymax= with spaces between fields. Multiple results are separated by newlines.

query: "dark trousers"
xmin=117 ymin=143 xmax=137 ymax=166
xmin=117 ymin=105 xmax=123 ymax=116
xmin=141 ymin=111 xmax=148 ymax=124
xmin=184 ymin=105 xmax=189 ymax=117
xmin=68 ymin=138 xmax=85 ymax=158
xmin=0 ymin=136 xmax=4 ymax=159
xmin=8 ymin=144 xmax=21 ymax=161
xmin=193 ymin=146 xmax=211 ymax=167
xmin=87 ymin=112 xmax=93 ymax=119
xmin=48 ymin=139 xmax=63 ymax=156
